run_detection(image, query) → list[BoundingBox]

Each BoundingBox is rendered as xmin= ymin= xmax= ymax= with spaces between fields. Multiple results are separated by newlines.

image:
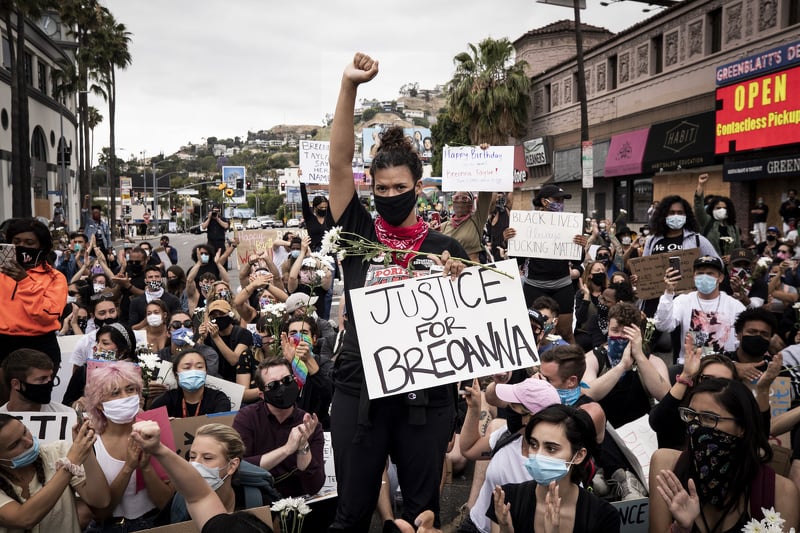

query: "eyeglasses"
xmin=263 ymin=375 xmax=294 ymax=391
xmin=90 ymin=291 xmax=116 ymax=302
xmin=170 ymin=320 xmax=193 ymax=330
xmin=678 ymin=407 xmax=738 ymax=429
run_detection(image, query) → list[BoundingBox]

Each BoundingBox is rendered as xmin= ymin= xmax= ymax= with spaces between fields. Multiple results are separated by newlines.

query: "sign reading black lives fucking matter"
xmin=349 ymin=260 xmax=538 ymax=399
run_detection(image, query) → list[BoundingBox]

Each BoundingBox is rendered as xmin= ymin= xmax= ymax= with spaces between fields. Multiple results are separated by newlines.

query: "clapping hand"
xmin=655 ymin=470 xmax=699 ymax=531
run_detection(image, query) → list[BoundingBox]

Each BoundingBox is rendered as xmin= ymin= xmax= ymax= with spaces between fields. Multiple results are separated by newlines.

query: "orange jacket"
xmin=0 ymin=265 xmax=67 ymax=336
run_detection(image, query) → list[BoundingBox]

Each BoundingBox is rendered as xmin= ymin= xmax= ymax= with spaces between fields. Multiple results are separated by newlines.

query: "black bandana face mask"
xmin=373 ymin=189 xmax=418 ymax=226
xmin=263 ymin=379 xmax=300 ymax=409
xmin=688 ymin=421 xmax=740 ymax=507
xmin=16 ymin=246 xmax=43 ymax=270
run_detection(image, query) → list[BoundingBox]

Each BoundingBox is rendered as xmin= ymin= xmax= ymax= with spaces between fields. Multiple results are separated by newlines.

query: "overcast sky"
xmin=92 ymin=0 xmax=660 ymax=160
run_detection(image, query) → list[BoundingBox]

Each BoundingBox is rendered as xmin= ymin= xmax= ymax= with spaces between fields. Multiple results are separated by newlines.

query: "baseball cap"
xmin=528 ymin=308 xmax=546 ymax=330
xmin=537 ymin=184 xmax=572 ymax=200
xmin=693 ymin=255 xmax=724 ymax=272
xmin=495 ymin=377 xmax=560 ymax=414
xmin=768 ymin=226 xmax=779 ymax=233
xmin=207 ymin=299 xmax=232 ymax=315
xmin=730 ymin=248 xmax=754 ymax=265
xmin=284 ymin=293 xmax=318 ymax=314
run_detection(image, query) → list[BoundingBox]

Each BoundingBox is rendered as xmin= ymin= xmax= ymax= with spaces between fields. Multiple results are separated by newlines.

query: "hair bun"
xmin=378 ymin=126 xmax=411 ymax=152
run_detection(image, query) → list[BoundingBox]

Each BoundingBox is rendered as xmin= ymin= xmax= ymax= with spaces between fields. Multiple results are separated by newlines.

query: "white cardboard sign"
xmin=507 ymin=210 xmax=583 ymax=260
xmin=9 ymin=411 xmax=78 ymax=443
xmin=615 ymin=414 xmax=659 ymax=481
xmin=306 ymin=431 xmax=338 ymax=504
xmin=299 ymin=140 xmax=330 ymax=184
xmin=442 ymin=145 xmax=514 ymax=192
xmin=349 ymin=260 xmax=538 ymax=399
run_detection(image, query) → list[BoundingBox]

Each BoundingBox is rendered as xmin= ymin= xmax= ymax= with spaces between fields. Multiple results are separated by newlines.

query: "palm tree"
xmin=93 ymin=11 xmax=131 ymax=231
xmin=447 ymin=38 xmax=531 ymax=146
xmin=1 ymin=1 xmax=52 ymax=217
xmin=86 ymin=105 xmax=102 ymax=171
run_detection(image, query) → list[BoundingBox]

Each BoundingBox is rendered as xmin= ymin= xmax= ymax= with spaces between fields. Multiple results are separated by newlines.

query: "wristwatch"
xmin=296 ymin=442 xmax=310 ymax=455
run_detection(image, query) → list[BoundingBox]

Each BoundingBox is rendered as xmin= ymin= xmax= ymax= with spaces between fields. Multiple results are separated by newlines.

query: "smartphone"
xmin=0 ymin=244 xmax=15 ymax=266
xmin=668 ymin=256 xmax=682 ymax=276
xmin=75 ymin=406 xmax=85 ymax=426
xmin=691 ymin=330 xmax=709 ymax=348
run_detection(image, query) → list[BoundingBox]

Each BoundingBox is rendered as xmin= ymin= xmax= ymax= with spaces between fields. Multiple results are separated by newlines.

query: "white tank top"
xmin=94 ymin=434 xmax=157 ymax=519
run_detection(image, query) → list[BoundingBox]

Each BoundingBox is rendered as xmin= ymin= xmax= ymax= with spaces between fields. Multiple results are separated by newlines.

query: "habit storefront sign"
xmin=642 ymin=112 xmax=716 ymax=172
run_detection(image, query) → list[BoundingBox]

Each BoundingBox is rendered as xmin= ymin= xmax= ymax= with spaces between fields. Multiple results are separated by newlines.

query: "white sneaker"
xmin=611 ymin=468 xmax=646 ymax=501
xmin=591 ymin=468 xmax=610 ymax=497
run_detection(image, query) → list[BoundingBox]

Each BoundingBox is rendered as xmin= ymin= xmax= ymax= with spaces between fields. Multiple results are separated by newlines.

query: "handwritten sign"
xmin=299 ymin=140 xmax=330 ymax=184
xmin=615 ymin=414 xmax=659 ymax=481
xmin=235 ymin=230 xmax=273 ymax=266
xmin=442 ymin=145 xmax=514 ymax=192
xmin=349 ymin=259 xmax=538 ymax=399
xmin=506 ymin=211 xmax=583 ymax=260
xmin=769 ymin=376 xmax=791 ymax=418
xmin=170 ymin=412 xmax=237 ymax=460
xmin=612 ymin=498 xmax=649 ymax=533
xmin=8 ymin=411 xmax=77 ymax=443
xmin=629 ymin=248 xmax=700 ymax=300
xmin=306 ymin=431 xmax=338 ymax=504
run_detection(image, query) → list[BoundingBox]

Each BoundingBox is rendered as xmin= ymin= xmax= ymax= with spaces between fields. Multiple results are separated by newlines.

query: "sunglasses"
xmin=170 ymin=320 xmax=193 ymax=330
xmin=263 ymin=375 xmax=294 ymax=391
xmin=90 ymin=291 xmax=116 ymax=302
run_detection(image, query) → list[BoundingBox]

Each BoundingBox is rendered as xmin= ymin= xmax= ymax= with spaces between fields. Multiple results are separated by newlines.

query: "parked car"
xmin=246 ymin=219 xmax=261 ymax=230
xmin=257 ymin=216 xmax=277 ymax=229
xmin=286 ymin=218 xmax=301 ymax=228
xmin=233 ymin=222 xmax=244 ymax=231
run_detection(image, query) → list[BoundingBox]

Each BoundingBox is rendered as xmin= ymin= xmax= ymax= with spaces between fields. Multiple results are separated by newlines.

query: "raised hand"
xmin=463 ymin=378 xmax=481 ymax=411
xmin=492 ymin=485 xmax=514 ymax=532
xmin=655 ymin=470 xmax=699 ymax=530
xmin=344 ymin=53 xmax=379 ymax=85
xmin=682 ymin=333 xmax=703 ymax=379
xmin=67 ymin=420 xmax=98 ymax=465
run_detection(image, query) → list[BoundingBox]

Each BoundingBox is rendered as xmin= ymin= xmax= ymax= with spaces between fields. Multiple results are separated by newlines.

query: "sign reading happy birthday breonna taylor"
xmin=349 ymin=259 xmax=538 ymax=399
xmin=506 ymin=210 xmax=583 ymax=260
xmin=442 ymin=145 xmax=514 ymax=192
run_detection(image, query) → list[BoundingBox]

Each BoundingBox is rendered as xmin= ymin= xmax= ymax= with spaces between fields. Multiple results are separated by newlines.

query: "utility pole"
xmin=573 ymin=0 xmax=591 ymax=217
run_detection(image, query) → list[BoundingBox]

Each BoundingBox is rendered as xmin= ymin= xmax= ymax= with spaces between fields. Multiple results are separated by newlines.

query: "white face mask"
xmin=713 ymin=208 xmax=727 ymax=221
xmin=621 ymin=236 xmax=632 ymax=245
xmin=101 ymin=395 xmax=140 ymax=424
xmin=146 ymin=314 xmax=163 ymax=327
xmin=190 ymin=461 xmax=230 ymax=491
xmin=93 ymin=283 xmax=106 ymax=293
xmin=66 ymin=295 xmax=77 ymax=304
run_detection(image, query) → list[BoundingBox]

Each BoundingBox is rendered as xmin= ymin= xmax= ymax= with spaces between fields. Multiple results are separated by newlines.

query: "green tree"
xmin=430 ymin=108 xmax=469 ymax=177
xmin=448 ymin=37 xmax=530 ymax=145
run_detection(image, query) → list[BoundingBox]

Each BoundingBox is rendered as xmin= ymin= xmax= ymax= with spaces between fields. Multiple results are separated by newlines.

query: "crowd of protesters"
xmin=1 ymin=52 xmax=800 ymax=533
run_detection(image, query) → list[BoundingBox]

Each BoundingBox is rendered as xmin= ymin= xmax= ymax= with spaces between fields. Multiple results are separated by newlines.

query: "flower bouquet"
xmin=259 ymin=302 xmax=287 ymax=358
xmin=135 ymin=342 xmax=161 ymax=391
xmin=742 ymin=507 xmax=796 ymax=532
xmin=272 ymin=497 xmax=311 ymax=533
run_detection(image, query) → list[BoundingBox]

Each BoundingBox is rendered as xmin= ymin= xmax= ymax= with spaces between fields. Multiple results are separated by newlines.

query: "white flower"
xmin=619 ymin=209 xmax=627 ymax=214
xmin=302 ymin=257 xmax=318 ymax=268
xmin=320 ymin=226 xmax=342 ymax=256
xmin=761 ymin=508 xmax=785 ymax=528
xmin=742 ymin=518 xmax=764 ymax=533
xmin=297 ymin=502 xmax=312 ymax=515
xmin=720 ymin=236 xmax=734 ymax=243
xmin=793 ymin=302 xmax=800 ymax=309
xmin=138 ymin=351 xmax=160 ymax=371
xmin=757 ymin=257 xmax=772 ymax=269
xmin=271 ymin=499 xmax=287 ymax=512
xmin=315 ymin=269 xmax=327 ymax=280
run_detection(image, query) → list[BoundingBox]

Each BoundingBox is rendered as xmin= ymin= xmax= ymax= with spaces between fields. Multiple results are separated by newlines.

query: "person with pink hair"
xmin=84 ymin=362 xmax=174 ymax=531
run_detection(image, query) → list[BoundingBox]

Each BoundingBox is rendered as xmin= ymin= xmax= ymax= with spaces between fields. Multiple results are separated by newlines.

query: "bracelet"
xmin=296 ymin=443 xmax=310 ymax=455
xmin=675 ymin=374 xmax=694 ymax=387
xmin=56 ymin=458 xmax=85 ymax=477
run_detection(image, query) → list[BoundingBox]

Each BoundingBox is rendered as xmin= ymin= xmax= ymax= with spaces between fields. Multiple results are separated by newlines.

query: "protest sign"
xmin=769 ymin=376 xmax=791 ymax=418
xmin=8 ymin=411 xmax=77 ymax=443
xmin=235 ymin=230 xmax=273 ymax=266
xmin=629 ymin=248 xmax=700 ymax=300
xmin=506 ymin=210 xmax=583 ymax=260
xmin=156 ymin=250 xmax=173 ymax=267
xmin=612 ymin=498 xmax=649 ymax=533
xmin=205 ymin=375 xmax=245 ymax=412
xmin=306 ymin=431 xmax=338 ymax=504
xmin=170 ymin=412 xmax=237 ymax=460
xmin=299 ymin=140 xmax=330 ymax=184
xmin=442 ymin=145 xmax=514 ymax=192
xmin=136 ymin=406 xmax=176 ymax=488
xmin=349 ymin=259 xmax=538 ymax=399
xmin=615 ymin=414 xmax=659 ymax=481
xmin=141 ymin=505 xmax=271 ymax=533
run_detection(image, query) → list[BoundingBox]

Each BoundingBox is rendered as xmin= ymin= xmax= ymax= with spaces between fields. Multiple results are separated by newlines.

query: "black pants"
xmin=0 ymin=331 xmax=61 ymax=369
xmin=328 ymin=390 xmax=455 ymax=532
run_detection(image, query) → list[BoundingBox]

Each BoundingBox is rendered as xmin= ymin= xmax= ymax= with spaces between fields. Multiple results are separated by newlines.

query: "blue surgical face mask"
xmin=694 ymin=273 xmax=718 ymax=295
xmin=4 ymin=434 xmax=41 ymax=469
xmin=524 ymin=452 xmax=576 ymax=485
xmin=178 ymin=369 xmax=207 ymax=392
xmin=556 ymin=386 xmax=581 ymax=406
xmin=666 ymin=214 xmax=686 ymax=230
xmin=171 ymin=327 xmax=194 ymax=347
xmin=290 ymin=250 xmax=300 ymax=259
xmin=200 ymin=253 xmax=210 ymax=264
xmin=190 ymin=461 xmax=229 ymax=491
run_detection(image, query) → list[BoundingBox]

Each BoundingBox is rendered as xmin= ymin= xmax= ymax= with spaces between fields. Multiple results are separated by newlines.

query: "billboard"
xmin=362 ymin=127 xmax=432 ymax=163
xmin=222 ymin=166 xmax=247 ymax=204
xmin=715 ymin=65 xmax=800 ymax=154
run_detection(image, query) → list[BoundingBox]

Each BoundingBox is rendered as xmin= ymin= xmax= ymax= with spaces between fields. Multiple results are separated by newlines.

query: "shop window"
xmin=31 ymin=126 xmax=48 ymax=162
xmin=1 ymin=37 xmax=9 ymax=69
xmin=632 ymin=178 xmax=654 ymax=222
xmin=789 ymin=0 xmax=800 ymax=25
xmin=608 ymin=55 xmax=618 ymax=90
xmin=652 ymin=34 xmax=663 ymax=74
xmin=33 ymin=176 xmax=46 ymax=199
xmin=24 ymin=52 xmax=33 ymax=85
xmin=544 ymin=83 xmax=552 ymax=112
xmin=37 ymin=60 xmax=47 ymax=93
xmin=707 ymin=8 xmax=722 ymax=53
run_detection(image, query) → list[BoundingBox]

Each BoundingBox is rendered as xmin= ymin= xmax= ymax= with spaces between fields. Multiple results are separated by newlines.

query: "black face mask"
xmin=373 ymin=189 xmax=418 ymax=226
xmin=740 ymin=335 xmax=770 ymax=358
xmin=212 ymin=315 xmax=233 ymax=330
xmin=94 ymin=317 xmax=117 ymax=329
xmin=77 ymin=318 xmax=88 ymax=331
xmin=263 ymin=379 xmax=300 ymax=409
xmin=18 ymin=380 xmax=54 ymax=405
xmin=506 ymin=411 xmax=524 ymax=434
xmin=767 ymin=235 xmax=777 ymax=242
xmin=16 ymin=246 xmax=43 ymax=270
xmin=591 ymin=273 xmax=607 ymax=287
xmin=167 ymin=279 xmax=181 ymax=291
xmin=127 ymin=262 xmax=143 ymax=275
xmin=315 ymin=208 xmax=328 ymax=217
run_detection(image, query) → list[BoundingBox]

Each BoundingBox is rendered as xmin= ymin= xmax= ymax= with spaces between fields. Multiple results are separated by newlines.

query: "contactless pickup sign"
xmin=715 ymin=64 xmax=800 ymax=154
xmin=349 ymin=260 xmax=538 ymax=399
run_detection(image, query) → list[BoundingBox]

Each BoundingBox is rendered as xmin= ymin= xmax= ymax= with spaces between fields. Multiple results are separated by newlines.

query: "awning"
xmin=642 ymin=111 xmax=716 ymax=172
xmin=604 ymin=128 xmax=650 ymax=177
